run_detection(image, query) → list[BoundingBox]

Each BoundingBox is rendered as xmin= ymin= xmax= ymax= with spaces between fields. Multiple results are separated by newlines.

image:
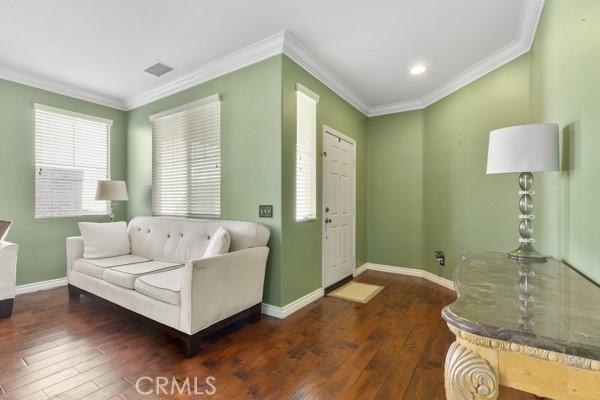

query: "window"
xmin=151 ymin=95 xmax=221 ymax=218
xmin=295 ymin=84 xmax=319 ymax=222
xmin=34 ymin=104 xmax=111 ymax=218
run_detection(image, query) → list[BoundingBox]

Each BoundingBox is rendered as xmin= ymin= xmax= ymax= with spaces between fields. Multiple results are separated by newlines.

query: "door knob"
xmin=325 ymin=218 xmax=332 ymax=224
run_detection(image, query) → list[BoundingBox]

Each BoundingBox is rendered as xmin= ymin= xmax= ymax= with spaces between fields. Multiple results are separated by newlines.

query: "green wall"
xmin=126 ymin=54 xmax=368 ymax=306
xmin=366 ymin=0 xmax=600 ymax=283
xmin=8 ymin=0 xmax=599 ymax=299
xmin=367 ymin=56 xmax=532 ymax=279
xmin=1 ymin=54 xmax=366 ymax=306
xmin=366 ymin=111 xmax=424 ymax=269
xmin=422 ymin=55 xmax=533 ymax=279
xmin=281 ymin=56 xmax=367 ymax=304
xmin=126 ymin=56 xmax=284 ymax=305
xmin=0 ymin=79 xmax=127 ymax=285
xmin=530 ymin=0 xmax=600 ymax=283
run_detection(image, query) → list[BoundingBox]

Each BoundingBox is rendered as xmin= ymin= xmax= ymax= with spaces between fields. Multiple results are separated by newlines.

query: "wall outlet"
xmin=259 ymin=205 xmax=273 ymax=218
xmin=434 ymin=250 xmax=445 ymax=266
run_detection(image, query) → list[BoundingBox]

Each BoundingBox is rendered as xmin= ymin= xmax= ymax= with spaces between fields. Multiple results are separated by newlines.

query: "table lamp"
xmin=0 ymin=220 xmax=11 ymax=242
xmin=95 ymin=180 xmax=128 ymax=221
xmin=486 ymin=123 xmax=559 ymax=262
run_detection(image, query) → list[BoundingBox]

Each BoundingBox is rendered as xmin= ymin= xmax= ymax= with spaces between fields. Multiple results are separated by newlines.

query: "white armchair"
xmin=0 ymin=241 xmax=18 ymax=318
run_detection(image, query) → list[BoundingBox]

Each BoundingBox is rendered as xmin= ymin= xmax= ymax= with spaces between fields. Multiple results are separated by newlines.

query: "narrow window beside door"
xmin=34 ymin=104 xmax=111 ymax=218
xmin=151 ymin=95 xmax=221 ymax=218
xmin=295 ymin=84 xmax=319 ymax=222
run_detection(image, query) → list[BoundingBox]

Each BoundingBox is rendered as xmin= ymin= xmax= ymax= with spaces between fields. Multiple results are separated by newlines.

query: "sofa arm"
xmin=0 ymin=241 xmax=18 ymax=300
xmin=179 ymin=247 xmax=269 ymax=334
xmin=66 ymin=236 xmax=84 ymax=275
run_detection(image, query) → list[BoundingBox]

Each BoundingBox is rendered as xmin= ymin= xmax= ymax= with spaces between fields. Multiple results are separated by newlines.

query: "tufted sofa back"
xmin=127 ymin=216 xmax=270 ymax=264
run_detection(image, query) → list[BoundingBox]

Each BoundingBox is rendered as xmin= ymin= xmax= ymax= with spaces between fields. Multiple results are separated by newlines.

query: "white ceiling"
xmin=0 ymin=0 xmax=544 ymax=115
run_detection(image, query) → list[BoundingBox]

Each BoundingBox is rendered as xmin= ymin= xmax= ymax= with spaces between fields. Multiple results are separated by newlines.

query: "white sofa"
xmin=66 ymin=216 xmax=270 ymax=356
xmin=0 ymin=241 xmax=18 ymax=318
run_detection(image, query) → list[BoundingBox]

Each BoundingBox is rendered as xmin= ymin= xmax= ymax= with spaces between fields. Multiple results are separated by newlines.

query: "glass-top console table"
xmin=442 ymin=252 xmax=600 ymax=400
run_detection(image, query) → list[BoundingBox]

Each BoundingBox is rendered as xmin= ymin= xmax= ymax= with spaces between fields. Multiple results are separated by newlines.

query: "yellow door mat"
xmin=327 ymin=281 xmax=384 ymax=304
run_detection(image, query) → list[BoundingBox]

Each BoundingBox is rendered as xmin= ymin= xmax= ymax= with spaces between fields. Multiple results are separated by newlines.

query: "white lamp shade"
xmin=486 ymin=123 xmax=559 ymax=174
xmin=95 ymin=180 xmax=129 ymax=201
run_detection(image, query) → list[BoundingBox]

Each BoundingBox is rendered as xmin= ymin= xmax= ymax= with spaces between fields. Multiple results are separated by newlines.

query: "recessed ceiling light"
xmin=410 ymin=64 xmax=427 ymax=75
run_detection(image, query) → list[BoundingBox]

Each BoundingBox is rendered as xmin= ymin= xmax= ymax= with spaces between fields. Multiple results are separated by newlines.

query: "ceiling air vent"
xmin=144 ymin=62 xmax=173 ymax=77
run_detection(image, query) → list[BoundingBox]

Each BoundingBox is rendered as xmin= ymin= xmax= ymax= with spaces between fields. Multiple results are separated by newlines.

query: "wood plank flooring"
xmin=0 ymin=271 xmax=538 ymax=399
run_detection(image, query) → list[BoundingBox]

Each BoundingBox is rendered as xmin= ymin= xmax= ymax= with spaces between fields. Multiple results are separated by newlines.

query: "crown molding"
xmin=124 ymin=31 xmax=286 ymax=110
xmin=0 ymin=65 xmax=126 ymax=110
xmin=518 ymin=0 xmax=545 ymax=50
xmin=417 ymin=0 xmax=544 ymax=109
xmin=0 ymin=0 xmax=544 ymax=116
xmin=125 ymin=0 xmax=542 ymax=115
xmin=282 ymin=32 xmax=370 ymax=115
xmin=367 ymin=98 xmax=426 ymax=117
xmin=126 ymin=30 xmax=371 ymax=114
xmin=368 ymin=0 xmax=545 ymax=116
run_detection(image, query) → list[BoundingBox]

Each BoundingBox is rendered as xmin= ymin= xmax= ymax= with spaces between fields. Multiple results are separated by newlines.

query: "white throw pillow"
xmin=78 ymin=222 xmax=131 ymax=259
xmin=203 ymin=227 xmax=231 ymax=258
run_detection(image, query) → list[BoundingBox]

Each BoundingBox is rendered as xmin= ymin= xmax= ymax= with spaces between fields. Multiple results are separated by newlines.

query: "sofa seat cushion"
xmin=102 ymin=261 xmax=182 ymax=290
xmin=73 ymin=255 xmax=150 ymax=279
xmin=134 ymin=268 xmax=183 ymax=306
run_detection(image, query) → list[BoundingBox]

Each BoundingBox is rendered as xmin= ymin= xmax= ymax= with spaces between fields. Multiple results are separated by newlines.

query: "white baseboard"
xmin=18 ymin=275 xmax=323 ymax=320
xmin=262 ymin=263 xmax=453 ymax=319
xmin=14 ymin=264 xmax=450 ymax=317
xmin=16 ymin=277 xmax=68 ymax=296
xmin=353 ymin=263 xmax=368 ymax=277
xmin=260 ymin=303 xmax=282 ymax=319
xmin=262 ymin=287 xmax=324 ymax=319
xmin=362 ymin=263 xmax=455 ymax=291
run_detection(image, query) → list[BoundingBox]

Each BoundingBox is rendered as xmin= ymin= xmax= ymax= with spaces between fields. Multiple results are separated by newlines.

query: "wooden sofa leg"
xmin=180 ymin=303 xmax=262 ymax=357
xmin=68 ymin=284 xmax=80 ymax=300
xmin=182 ymin=332 xmax=203 ymax=357
xmin=0 ymin=298 xmax=14 ymax=319
xmin=248 ymin=306 xmax=262 ymax=324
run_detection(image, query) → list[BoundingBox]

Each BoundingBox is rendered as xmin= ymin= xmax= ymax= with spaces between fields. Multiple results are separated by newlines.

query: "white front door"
xmin=323 ymin=127 xmax=355 ymax=288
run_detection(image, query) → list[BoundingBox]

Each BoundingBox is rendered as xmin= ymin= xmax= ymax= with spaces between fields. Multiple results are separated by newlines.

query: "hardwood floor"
xmin=0 ymin=271 xmax=538 ymax=399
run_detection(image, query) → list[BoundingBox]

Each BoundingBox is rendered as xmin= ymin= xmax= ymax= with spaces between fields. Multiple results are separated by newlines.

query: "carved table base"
xmin=445 ymin=341 xmax=499 ymax=399
xmin=444 ymin=326 xmax=600 ymax=400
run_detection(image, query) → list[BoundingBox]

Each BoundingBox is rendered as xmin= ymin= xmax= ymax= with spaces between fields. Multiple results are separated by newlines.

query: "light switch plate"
xmin=259 ymin=205 xmax=273 ymax=218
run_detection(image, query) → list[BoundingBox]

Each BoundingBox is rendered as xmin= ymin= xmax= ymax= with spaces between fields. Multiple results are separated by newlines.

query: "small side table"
xmin=0 ymin=241 xmax=18 ymax=318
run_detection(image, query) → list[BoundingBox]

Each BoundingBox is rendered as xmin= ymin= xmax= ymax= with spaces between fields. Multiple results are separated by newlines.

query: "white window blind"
xmin=151 ymin=95 xmax=221 ymax=218
xmin=34 ymin=104 xmax=111 ymax=218
xmin=295 ymin=84 xmax=319 ymax=222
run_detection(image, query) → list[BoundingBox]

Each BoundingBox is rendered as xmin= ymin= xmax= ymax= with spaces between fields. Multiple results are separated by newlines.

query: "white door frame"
xmin=321 ymin=125 xmax=356 ymax=289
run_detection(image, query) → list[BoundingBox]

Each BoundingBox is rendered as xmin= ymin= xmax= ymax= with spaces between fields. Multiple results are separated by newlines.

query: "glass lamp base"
xmin=509 ymin=242 xmax=547 ymax=263
xmin=109 ymin=201 xmax=115 ymax=222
